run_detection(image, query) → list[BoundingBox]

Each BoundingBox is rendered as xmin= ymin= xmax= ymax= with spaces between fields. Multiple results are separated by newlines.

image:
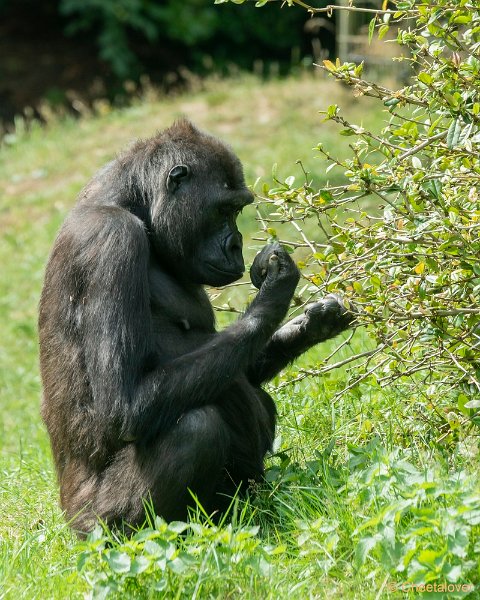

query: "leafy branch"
xmin=252 ymin=0 xmax=480 ymax=404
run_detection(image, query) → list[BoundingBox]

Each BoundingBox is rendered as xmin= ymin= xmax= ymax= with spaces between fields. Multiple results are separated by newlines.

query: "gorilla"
xmin=39 ymin=120 xmax=352 ymax=535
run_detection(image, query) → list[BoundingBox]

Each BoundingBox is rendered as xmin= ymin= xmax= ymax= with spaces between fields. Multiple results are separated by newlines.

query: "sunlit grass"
xmin=1 ymin=74 xmax=478 ymax=599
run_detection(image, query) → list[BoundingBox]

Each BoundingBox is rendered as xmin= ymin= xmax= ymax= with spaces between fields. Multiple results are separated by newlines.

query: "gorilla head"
xmin=120 ymin=120 xmax=254 ymax=287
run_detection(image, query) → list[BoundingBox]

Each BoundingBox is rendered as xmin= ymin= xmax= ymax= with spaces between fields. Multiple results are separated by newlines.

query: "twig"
xmin=212 ymin=305 xmax=243 ymax=313
xmin=393 ymin=308 xmax=480 ymax=319
xmin=291 ymin=1 xmax=418 ymax=16
xmin=290 ymin=220 xmax=317 ymax=254
xmin=276 ymin=345 xmax=383 ymax=389
xmin=396 ymin=130 xmax=448 ymax=162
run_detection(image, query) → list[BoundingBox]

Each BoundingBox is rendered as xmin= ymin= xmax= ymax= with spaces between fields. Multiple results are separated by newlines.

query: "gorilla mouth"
xmin=206 ymin=263 xmax=244 ymax=278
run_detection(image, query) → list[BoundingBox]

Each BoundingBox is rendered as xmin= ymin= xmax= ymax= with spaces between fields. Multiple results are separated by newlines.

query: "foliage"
xmin=77 ymin=513 xmax=277 ymax=599
xmin=262 ymin=438 xmax=480 ymax=597
xmin=60 ymin=0 xmax=166 ymax=79
xmin=75 ymin=441 xmax=480 ymax=598
xmin=346 ymin=440 xmax=479 ymax=595
xmin=1 ymin=0 xmax=312 ymax=80
xmin=57 ymin=0 xmax=310 ymax=78
xmin=225 ymin=0 xmax=480 ymax=410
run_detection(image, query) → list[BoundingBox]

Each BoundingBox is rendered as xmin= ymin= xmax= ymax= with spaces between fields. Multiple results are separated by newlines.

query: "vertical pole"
xmin=337 ymin=0 xmax=350 ymax=61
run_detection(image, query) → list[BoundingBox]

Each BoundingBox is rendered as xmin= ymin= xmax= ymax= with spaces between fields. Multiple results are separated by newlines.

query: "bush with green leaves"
xmin=77 ymin=514 xmax=278 ymax=599
xmin=223 ymin=0 xmax=480 ymax=416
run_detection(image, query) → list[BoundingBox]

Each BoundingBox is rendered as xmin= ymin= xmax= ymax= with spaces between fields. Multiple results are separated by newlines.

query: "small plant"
xmin=77 ymin=511 xmax=281 ymax=598
xmin=259 ymin=439 xmax=480 ymax=596
xmin=348 ymin=440 xmax=479 ymax=593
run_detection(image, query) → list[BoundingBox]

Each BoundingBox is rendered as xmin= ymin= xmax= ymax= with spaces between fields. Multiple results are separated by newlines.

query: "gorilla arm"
xmin=247 ymin=243 xmax=354 ymax=386
xmin=67 ymin=205 xmax=298 ymax=446
xmin=246 ymin=296 xmax=354 ymax=386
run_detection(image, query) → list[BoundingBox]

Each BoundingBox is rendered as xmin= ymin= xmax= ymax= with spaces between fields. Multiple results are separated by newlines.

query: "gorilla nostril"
xmin=226 ymin=234 xmax=242 ymax=254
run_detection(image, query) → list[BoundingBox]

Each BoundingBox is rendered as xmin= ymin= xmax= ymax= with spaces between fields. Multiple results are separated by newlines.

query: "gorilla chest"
xmin=148 ymin=265 xmax=216 ymax=357
xmin=151 ymin=311 xmax=215 ymax=357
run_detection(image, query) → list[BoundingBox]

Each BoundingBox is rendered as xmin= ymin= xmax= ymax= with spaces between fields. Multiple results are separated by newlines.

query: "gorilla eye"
xmin=167 ymin=164 xmax=190 ymax=194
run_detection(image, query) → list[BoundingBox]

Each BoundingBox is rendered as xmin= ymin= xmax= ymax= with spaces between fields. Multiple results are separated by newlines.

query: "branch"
xmin=316 ymin=68 xmax=427 ymax=108
xmin=276 ymin=344 xmax=383 ymax=389
xmin=290 ymin=1 xmax=417 ymax=16
xmin=393 ymin=308 xmax=480 ymax=320
xmin=396 ymin=130 xmax=448 ymax=162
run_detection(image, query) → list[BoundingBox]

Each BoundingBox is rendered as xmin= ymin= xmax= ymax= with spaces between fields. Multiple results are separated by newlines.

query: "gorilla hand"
xmin=299 ymin=294 xmax=355 ymax=343
xmin=246 ymin=242 xmax=300 ymax=334
xmin=250 ymin=242 xmax=299 ymax=290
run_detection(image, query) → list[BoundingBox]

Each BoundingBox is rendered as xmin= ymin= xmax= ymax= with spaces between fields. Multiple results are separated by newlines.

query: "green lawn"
xmin=1 ymin=74 xmax=479 ymax=599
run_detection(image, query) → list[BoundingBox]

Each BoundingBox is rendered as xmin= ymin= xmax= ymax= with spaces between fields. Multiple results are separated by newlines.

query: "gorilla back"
xmin=39 ymin=120 xmax=352 ymax=535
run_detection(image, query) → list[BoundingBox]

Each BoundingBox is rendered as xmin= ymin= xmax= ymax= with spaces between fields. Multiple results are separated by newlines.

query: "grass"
xmin=1 ymin=73 xmax=479 ymax=599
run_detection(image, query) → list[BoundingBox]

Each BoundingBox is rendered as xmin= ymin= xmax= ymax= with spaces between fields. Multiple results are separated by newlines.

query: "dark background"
xmin=0 ymin=0 xmax=335 ymax=129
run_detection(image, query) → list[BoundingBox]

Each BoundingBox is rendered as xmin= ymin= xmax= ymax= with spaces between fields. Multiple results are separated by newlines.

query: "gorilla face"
xmin=193 ymin=187 xmax=253 ymax=287
xmin=156 ymin=142 xmax=254 ymax=287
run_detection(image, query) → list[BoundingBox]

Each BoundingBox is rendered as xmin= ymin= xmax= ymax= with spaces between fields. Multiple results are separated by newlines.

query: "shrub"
xmin=224 ymin=0 xmax=480 ymax=416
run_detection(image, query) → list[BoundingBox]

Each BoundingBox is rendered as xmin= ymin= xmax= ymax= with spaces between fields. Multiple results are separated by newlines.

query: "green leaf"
xmin=107 ymin=550 xmax=131 ymax=574
xmin=355 ymin=536 xmax=378 ymax=567
xmin=384 ymin=97 xmax=400 ymax=108
xmin=378 ymin=24 xmax=390 ymax=40
xmin=411 ymin=156 xmax=422 ymax=169
xmin=368 ymin=17 xmax=376 ymax=45
xmin=452 ymin=15 xmax=471 ymax=24
xmin=77 ymin=552 xmax=89 ymax=572
xmin=153 ymin=579 xmax=168 ymax=591
xmin=323 ymin=59 xmax=336 ymax=72
xmin=327 ymin=104 xmax=338 ymax=118
xmin=423 ymin=178 xmax=442 ymax=200
xmin=417 ymin=71 xmax=433 ymax=85
xmin=339 ymin=128 xmax=356 ymax=136
xmin=167 ymin=556 xmax=189 ymax=574
xmin=318 ymin=190 xmax=334 ymax=203
xmin=144 ymin=540 xmax=164 ymax=557
xmin=130 ymin=555 xmax=151 ymax=575
xmin=417 ymin=548 xmax=445 ymax=567
xmin=447 ymin=526 xmax=469 ymax=558
xmin=168 ymin=521 xmax=189 ymax=534
xmin=447 ymin=118 xmax=463 ymax=148
xmin=464 ymin=398 xmax=480 ymax=409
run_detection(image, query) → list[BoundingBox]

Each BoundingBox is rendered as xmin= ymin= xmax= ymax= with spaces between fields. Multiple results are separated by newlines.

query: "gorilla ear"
xmin=167 ymin=164 xmax=190 ymax=194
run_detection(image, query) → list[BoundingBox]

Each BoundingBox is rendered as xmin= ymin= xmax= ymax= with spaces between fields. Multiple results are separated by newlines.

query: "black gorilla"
xmin=39 ymin=120 xmax=352 ymax=535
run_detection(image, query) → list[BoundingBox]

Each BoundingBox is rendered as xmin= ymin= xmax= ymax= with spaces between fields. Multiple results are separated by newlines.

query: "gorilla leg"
xmin=69 ymin=406 xmax=231 ymax=534
xmin=215 ymin=387 xmax=276 ymax=505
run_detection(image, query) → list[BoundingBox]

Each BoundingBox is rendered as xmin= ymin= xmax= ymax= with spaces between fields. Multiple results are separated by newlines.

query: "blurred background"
xmin=0 ymin=0 xmax=323 ymax=129
xmin=0 ymin=0 xmax=402 ymax=134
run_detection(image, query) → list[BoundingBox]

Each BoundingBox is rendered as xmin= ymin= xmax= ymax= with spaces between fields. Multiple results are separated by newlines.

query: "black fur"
xmin=39 ymin=120 xmax=352 ymax=535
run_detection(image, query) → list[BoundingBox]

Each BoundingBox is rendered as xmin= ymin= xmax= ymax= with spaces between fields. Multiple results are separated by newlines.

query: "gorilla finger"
xmin=250 ymin=243 xmax=280 ymax=288
xmin=265 ymin=253 xmax=280 ymax=279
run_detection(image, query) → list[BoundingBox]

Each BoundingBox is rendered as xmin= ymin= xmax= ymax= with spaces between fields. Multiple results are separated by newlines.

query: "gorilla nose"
xmin=225 ymin=233 xmax=244 ymax=272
